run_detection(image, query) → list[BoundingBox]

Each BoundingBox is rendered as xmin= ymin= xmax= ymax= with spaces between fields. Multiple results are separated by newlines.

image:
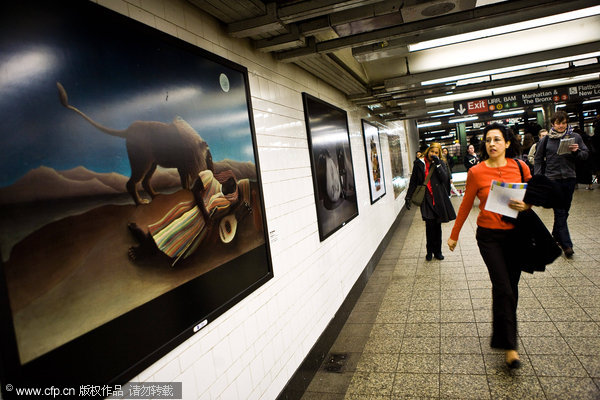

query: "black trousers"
xmin=425 ymin=219 xmax=442 ymax=255
xmin=476 ymin=227 xmax=521 ymax=350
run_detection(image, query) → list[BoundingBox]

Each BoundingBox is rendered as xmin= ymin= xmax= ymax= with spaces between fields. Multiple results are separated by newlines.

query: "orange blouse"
xmin=450 ymin=159 xmax=531 ymax=241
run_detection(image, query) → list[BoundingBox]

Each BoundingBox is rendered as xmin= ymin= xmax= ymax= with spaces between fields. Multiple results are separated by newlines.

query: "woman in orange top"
xmin=447 ymin=123 xmax=531 ymax=369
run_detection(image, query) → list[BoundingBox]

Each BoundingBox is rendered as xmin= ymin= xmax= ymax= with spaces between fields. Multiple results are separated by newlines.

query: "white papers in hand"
xmin=557 ymin=137 xmax=575 ymax=155
xmin=484 ymin=180 xmax=527 ymax=218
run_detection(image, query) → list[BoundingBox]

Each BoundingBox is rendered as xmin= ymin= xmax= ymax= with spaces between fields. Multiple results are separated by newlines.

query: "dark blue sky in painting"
xmin=0 ymin=2 xmax=256 ymax=187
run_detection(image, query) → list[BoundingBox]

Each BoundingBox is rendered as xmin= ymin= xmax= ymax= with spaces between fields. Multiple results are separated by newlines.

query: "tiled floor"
xmin=301 ymin=184 xmax=600 ymax=400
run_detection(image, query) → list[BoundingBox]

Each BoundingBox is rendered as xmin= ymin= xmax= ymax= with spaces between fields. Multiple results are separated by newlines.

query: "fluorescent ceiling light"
xmin=425 ymin=89 xmax=491 ymax=104
xmin=431 ymin=112 xmax=455 ymax=118
xmin=449 ymin=116 xmax=479 ymax=123
xmin=421 ymin=52 xmax=600 ymax=86
xmin=409 ymin=6 xmax=600 ymax=52
xmin=573 ymin=58 xmax=598 ymax=67
xmin=493 ymin=109 xmax=524 ymax=117
xmin=532 ymin=107 xmax=544 ymax=112
xmin=555 ymin=104 xmax=567 ymax=108
xmin=417 ymin=121 xmax=442 ymax=128
xmin=428 ymin=108 xmax=454 ymax=114
xmin=583 ymin=98 xmax=600 ymax=104
xmin=425 ymin=73 xmax=600 ymax=104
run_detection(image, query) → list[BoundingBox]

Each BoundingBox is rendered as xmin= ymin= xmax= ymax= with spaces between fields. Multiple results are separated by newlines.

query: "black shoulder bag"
xmin=411 ymin=163 xmax=436 ymax=206
xmin=511 ymin=159 xmax=562 ymax=273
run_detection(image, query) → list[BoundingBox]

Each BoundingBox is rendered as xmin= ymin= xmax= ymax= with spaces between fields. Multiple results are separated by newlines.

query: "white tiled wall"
xmin=93 ymin=1 xmax=410 ymax=399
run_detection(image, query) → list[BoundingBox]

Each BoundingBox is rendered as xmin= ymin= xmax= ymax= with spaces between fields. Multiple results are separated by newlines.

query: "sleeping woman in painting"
xmin=316 ymin=146 xmax=355 ymax=210
xmin=127 ymin=169 xmax=252 ymax=266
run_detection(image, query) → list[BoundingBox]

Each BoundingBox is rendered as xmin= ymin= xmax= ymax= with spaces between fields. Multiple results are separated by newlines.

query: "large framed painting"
xmin=0 ymin=0 xmax=272 ymax=389
xmin=361 ymin=120 xmax=386 ymax=204
xmin=387 ymin=132 xmax=408 ymax=198
xmin=302 ymin=93 xmax=358 ymax=241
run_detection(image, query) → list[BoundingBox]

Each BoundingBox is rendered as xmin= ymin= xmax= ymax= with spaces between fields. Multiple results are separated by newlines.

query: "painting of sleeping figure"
xmin=0 ymin=0 xmax=272 ymax=386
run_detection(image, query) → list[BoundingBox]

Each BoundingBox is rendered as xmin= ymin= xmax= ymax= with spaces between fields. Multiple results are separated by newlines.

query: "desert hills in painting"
xmin=0 ymin=159 xmax=256 ymax=204
xmin=0 ymin=160 xmax=262 ymax=364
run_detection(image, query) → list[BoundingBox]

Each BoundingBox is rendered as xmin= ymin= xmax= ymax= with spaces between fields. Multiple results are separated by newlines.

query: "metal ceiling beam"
xmin=227 ymin=0 xmax=387 ymax=37
xmin=361 ymin=0 xmax=597 ymax=61
xmin=295 ymin=54 xmax=369 ymax=95
xmin=277 ymin=0 xmax=387 ymax=24
xmin=227 ymin=3 xmax=285 ymax=37
xmin=276 ymin=0 xmax=594 ymax=61
xmin=255 ymin=25 xmax=305 ymax=52
xmin=384 ymin=41 xmax=600 ymax=91
xmin=396 ymin=63 xmax=600 ymax=110
xmin=187 ymin=0 xmax=266 ymax=23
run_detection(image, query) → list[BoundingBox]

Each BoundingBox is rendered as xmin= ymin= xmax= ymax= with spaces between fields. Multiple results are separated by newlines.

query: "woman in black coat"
xmin=405 ymin=142 xmax=456 ymax=261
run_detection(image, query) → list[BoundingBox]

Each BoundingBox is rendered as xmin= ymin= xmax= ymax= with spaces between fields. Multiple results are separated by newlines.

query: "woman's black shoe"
xmin=506 ymin=359 xmax=521 ymax=369
xmin=434 ymin=253 xmax=444 ymax=260
xmin=426 ymin=253 xmax=433 ymax=261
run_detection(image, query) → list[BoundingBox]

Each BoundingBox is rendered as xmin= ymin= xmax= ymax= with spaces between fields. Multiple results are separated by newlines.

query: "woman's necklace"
xmin=486 ymin=159 xmax=505 ymax=179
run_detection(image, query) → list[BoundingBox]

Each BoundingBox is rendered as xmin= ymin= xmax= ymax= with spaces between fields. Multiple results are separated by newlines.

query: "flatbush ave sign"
xmin=453 ymin=81 xmax=600 ymax=116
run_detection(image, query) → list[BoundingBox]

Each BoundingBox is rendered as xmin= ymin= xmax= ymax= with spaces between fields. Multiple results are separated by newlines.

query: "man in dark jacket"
xmin=534 ymin=111 xmax=588 ymax=258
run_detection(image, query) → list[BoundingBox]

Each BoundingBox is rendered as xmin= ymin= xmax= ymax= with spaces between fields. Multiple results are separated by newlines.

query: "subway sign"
xmin=453 ymin=81 xmax=600 ymax=116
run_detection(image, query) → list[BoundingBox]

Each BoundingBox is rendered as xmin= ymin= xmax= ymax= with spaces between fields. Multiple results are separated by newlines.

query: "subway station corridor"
xmin=302 ymin=186 xmax=600 ymax=400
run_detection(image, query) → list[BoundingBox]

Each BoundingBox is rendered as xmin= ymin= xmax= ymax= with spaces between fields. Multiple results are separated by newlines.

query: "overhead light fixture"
xmin=582 ymin=98 xmax=600 ymax=104
xmin=409 ymin=5 xmax=600 ymax=52
xmin=421 ymin=52 xmax=600 ymax=86
xmin=425 ymin=89 xmax=491 ymax=104
xmin=532 ymin=107 xmax=544 ymax=112
xmin=431 ymin=112 xmax=455 ymax=118
xmin=428 ymin=108 xmax=454 ymax=114
xmin=555 ymin=104 xmax=567 ymax=109
xmin=417 ymin=121 xmax=442 ymax=128
xmin=425 ymin=73 xmax=600 ymax=104
xmin=448 ymin=116 xmax=478 ymax=124
xmin=493 ymin=109 xmax=524 ymax=117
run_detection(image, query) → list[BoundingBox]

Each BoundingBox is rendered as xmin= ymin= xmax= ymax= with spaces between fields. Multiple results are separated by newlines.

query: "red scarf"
xmin=425 ymin=159 xmax=435 ymax=206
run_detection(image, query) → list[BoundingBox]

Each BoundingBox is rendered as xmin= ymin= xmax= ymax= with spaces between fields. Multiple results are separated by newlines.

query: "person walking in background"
xmin=578 ymin=127 xmax=596 ymax=190
xmin=442 ymin=147 xmax=461 ymax=197
xmin=593 ymin=116 xmax=600 ymax=183
xmin=416 ymin=150 xmax=424 ymax=164
xmin=442 ymin=147 xmax=455 ymax=173
xmin=406 ymin=143 xmax=456 ymax=261
xmin=521 ymin=133 xmax=535 ymax=173
xmin=464 ymin=144 xmax=479 ymax=171
xmin=447 ymin=123 xmax=531 ymax=369
xmin=534 ymin=110 xmax=588 ymax=258
xmin=528 ymin=128 xmax=548 ymax=166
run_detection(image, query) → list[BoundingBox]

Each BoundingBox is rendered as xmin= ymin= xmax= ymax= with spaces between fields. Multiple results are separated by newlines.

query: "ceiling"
xmin=187 ymin=0 xmax=600 ymax=123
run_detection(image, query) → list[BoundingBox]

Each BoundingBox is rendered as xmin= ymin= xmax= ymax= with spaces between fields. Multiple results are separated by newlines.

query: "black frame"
xmin=0 ymin=1 xmax=272 ymax=390
xmin=361 ymin=120 xmax=386 ymax=204
xmin=302 ymin=93 xmax=358 ymax=241
xmin=387 ymin=132 xmax=407 ymax=198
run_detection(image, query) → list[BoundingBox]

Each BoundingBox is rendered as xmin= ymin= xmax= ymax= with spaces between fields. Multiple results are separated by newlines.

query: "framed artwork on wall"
xmin=361 ymin=120 xmax=386 ymax=204
xmin=387 ymin=132 xmax=407 ymax=198
xmin=0 ymin=0 xmax=272 ymax=389
xmin=302 ymin=93 xmax=358 ymax=241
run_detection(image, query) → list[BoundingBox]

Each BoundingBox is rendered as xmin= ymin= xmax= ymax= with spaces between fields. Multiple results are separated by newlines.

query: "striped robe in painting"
xmin=147 ymin=170 xmax=250 ymax=265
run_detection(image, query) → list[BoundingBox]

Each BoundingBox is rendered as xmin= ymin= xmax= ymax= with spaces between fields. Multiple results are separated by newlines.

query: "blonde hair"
xmin=423 ymin=142 xmax=442 ymax=159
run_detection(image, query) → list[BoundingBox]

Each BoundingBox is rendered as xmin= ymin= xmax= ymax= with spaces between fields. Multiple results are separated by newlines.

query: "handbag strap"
xmin=423 ymin=162 xmax=437 ymax=185
xmin=514 ymin=158 xmax=524 ymax=183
